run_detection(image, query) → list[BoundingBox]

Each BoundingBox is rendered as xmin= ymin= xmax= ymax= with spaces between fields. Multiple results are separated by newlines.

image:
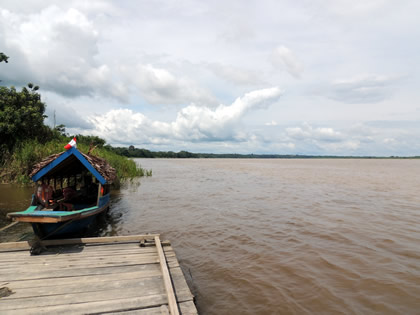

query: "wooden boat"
xmin=7 ymin=147 xmax=116 ymax=238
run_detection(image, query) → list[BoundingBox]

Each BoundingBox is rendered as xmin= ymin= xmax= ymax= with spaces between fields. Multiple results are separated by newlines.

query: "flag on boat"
xmin=64 ymin=137 xmax=77 ymax=150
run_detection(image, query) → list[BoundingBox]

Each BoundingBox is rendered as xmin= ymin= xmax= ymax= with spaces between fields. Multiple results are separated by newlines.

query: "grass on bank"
xmin=0 ymin=139 xmax=151 ymax=185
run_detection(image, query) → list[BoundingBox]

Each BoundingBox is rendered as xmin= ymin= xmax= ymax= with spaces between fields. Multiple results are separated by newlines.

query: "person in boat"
xmin=36 ymin=183 xmax=54 ymax=208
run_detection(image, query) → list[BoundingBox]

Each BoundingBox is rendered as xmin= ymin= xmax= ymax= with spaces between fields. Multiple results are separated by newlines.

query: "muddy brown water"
xmin=1 ymin=159 xmax=420 ymax=314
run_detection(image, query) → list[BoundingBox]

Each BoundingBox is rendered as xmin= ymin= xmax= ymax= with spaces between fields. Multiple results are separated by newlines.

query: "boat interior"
xmin=33 ymin=155 xmax=109 ymax=212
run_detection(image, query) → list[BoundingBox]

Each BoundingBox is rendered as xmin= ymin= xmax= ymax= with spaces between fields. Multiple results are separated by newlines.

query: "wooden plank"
xmin=106 ymin=305 xmax=170 ymax=315
xmin=0 ymin=234 xmax=160 ymax=251
xmin=1 ymin=285 xmax=194 ymax=311
xmin=7 ymin=271 xmax=192 ymax=300
xmin=1 ymin=293 xmax=193 ymax=315
xmin=103 ymin=301 xmax=197 ymax=315
xmin=0 ymin=256 xmax=160 ymax=273
xmin=155 ymin=236 xmax=180 ymax=315
xmin=179 ymin=300 xmax=199 ymax=315
xmin=105 ymin=301 xmax=196 ymax=315
xmin=0 ymin=249 xmax=159 ymax=264
xmin=44 ymin=234 xmax=160 ymax=245
xmin=0 ymin=264 xmax=157 ymax=282
xmin=8 ymin=276 xmax=164 ymax=299
xmin=0 ymin=244 xmax=162 ymax=259
xmin=0 ymin=255 xmax=159 ymax=268
xmin=4 ymin=268 xmax=162 ymax=289
xmin=0 ymin=249 xmax=160 ymax=262
xmin=0 ymin=252 xmax=159 ymax=268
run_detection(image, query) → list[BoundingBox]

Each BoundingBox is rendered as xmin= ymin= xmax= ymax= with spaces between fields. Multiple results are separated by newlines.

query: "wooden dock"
xmin=0 ymin=235 xmax=197 ymax=314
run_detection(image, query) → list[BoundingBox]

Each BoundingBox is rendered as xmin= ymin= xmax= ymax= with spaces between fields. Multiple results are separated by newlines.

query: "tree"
xmin=75 ymin=134 xmax=106 ymax=147
xmin=0 ymin=84 xmax=49 ymax=158
xmin=0 ymin=53 xmax=9 ymax=63
xmin=54 ymin=124 xmax=66 ymax=135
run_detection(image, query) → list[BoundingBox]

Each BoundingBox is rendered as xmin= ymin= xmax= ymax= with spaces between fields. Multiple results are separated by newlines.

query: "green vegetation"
xmin=111 ymin=146 xmax=420 ymax=159
xmin=0 ymin=84 xmax=150 ymax=184
xmin=2 ymin=136 xmax=151 ymax=184
xmin=0 ymin=84 xmax=49 ymax=157
xmin=0 ymin=52 xmax=8 ymax=63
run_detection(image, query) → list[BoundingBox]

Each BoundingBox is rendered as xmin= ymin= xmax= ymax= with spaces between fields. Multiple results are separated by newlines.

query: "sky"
xmin=1 ymin=0 xmax=419 ymax=155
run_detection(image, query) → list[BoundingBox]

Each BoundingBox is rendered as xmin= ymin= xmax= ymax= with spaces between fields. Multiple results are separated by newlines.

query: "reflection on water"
xmin=1 ymin=159 xmax=420 ymax=314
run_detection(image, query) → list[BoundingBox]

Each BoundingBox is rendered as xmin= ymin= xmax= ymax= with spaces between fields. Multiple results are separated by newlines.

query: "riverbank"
xmin=0 ymin=139 xmax=151 ymax=185
xmin=109 ymin=147 xmax=420 ymax=159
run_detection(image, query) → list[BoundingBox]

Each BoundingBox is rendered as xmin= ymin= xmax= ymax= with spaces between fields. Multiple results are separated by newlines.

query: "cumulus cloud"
xmin=0 ymin=6 xmax=125 ymax=100
xmin=269 ymin=45 xmax=304 ymax=79
xmin=329 ymin=74 xmax=401 ymax=104
xmin=127 ymin=64 xmax=217 ymax=106
xmin=286 ymin=122 xmax=343 ymax=142
xmin=265 ymin=120 xmax=278 ymax=126
xmin=89 ymin=87 xmax=283 ymax=145
xmin=283 ymin=122 xmax=361 ymax=153
xmin=281 ymin=121 xmax=420 ymax=155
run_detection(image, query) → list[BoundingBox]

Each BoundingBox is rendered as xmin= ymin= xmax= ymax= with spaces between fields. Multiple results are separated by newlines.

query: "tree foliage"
xmin=0 ymin=84 xmax=51 ymax=159
xmin=0 ymin=52 xmax=9 ymax=63
xmin=75 ymin=134 xmax=106 ymax=147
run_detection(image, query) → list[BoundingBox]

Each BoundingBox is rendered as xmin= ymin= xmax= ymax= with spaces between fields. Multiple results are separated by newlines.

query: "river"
xmin=1 ymin=159 xmax=420 ymax=314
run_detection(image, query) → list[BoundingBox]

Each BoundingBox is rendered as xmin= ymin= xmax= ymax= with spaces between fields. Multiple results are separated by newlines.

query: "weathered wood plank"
xmin=2 ymin=296 xmax=194 ymax=315
xmin=0 ymin=234 xmax=160 ymax=251
xmin=0 ymin=243 xmax=173 ymax=259
xmin=1 ymin=293 xmax=192 ymax=315
xmin=0 ymin=258 xmax=160 ymax=276
xmin=179 ymin=300 xmax=199 ymax=315
xmin=105 ymin=305 xmax=170 ymax=315
xmin=4 ymin=268 xmax=162 ymax=289
xmin=155 ymin=236 xmax=180 ymax=315
xmin=104 ymin=301 xmax=197 ymax=315
xmin=1 ymin=286 xmax=194 ymax=311
xmin=0 ymin=252 xmax=159 ymax=269
xmin=7 ymin=271 xmax=191 ymax=300
xmin=0 ymin=263 xmax=158 ymax=282
xmin=0 ymin=246 xmax=162 ymax=261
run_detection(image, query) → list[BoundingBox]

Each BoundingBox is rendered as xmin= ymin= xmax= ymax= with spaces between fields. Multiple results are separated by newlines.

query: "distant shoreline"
xmin=108 ymin=147 xmax=420 ymax=159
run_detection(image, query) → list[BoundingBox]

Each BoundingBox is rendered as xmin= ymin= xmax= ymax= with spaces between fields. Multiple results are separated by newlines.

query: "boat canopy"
xmin=30 ymin=147 xmax=116 ymax=185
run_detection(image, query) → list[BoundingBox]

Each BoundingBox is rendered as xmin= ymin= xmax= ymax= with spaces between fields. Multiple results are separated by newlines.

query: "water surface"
xmin=1 ymin=159 xmax=420 ymax=314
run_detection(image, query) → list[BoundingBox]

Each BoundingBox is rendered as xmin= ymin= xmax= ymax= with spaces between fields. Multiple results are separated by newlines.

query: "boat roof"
xmin=29 ymin=147 xmax=116 ymax=185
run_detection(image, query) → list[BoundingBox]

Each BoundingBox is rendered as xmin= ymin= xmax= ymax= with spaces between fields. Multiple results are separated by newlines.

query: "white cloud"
xmin=265 ymin=120 xmax=278 ymax=126
xmin=283 ymin=123 xmax=361 ymax=153
xmin=127 ymin=64 xmax=217 ymax=106
xmin=329 ymin=74 xmax=402 ymax=104
xmin=269 ymin=45 xmax=304 ymax=79
xmin=89 ymin=87 xmax=283 ymax=145
xmin=286 ymin=123 xmax=343 ymax=142
xmin=0 ymin=6 xmax=125 ymax=100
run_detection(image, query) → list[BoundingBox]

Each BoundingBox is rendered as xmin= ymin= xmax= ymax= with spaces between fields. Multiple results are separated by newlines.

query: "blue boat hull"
xmin=30 ymin=194 xmax=110 ymax=239
xmin=32 ymin=212 xmax=101 ymax=238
